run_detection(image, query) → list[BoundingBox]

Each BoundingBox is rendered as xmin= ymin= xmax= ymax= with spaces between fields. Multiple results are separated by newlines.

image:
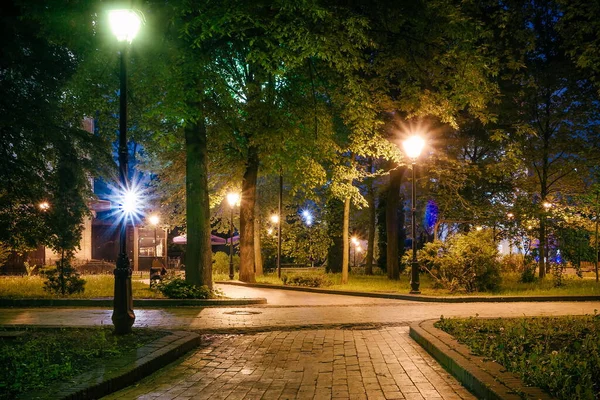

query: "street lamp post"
xmin=109 ymin=9 xmax=141 ymax=335
xmin=403 ymin=135 xmax=425 ymax=294
xmin=302 ymin=211 xmax=314 ymax=268
xmin=271 ymin=214 xmax=281 ymax=278
xmin=351 ymin=236 xmax=359 ymax=267
xmin=226 ymin=193 xmax=240 ymax=280
xmin=149 ymin=215 xmax=159 ymax=259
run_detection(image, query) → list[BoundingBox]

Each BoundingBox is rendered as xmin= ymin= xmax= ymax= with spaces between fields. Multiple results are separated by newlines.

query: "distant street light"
xmin=39 ymin=202 xmax=50 ymax=211
xmin=149 ymin=215 xmax=159 ymax=260
xmin=110 ymin=8 xmax=142 ymax=335
xmin=403 ymin=135 xmax=425 ymax=294
xmin=303 ymin=210 xmax=314 ymax=267
xmin=271 ymin=213 xmax=282 ymax=277
xmin=351 ymin=236 xmax=360 ymax=267
xmin=226 ymin=192 xmax=240 ymax=280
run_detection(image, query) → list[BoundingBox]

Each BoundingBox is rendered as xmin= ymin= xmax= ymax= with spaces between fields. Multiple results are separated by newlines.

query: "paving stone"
xmin=102 ymin=327 xmax=475 ymax=400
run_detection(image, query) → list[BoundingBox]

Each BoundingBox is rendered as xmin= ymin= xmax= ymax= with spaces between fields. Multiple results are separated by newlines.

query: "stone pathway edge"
xmin=217 ymin=280 xmax=600 ymax=303
xmin=20 ymin=330 xmax=201 ymax=400
xmin=0 ymin=297 xmax=266 ymax=308
xmin=409 ymin=319 xmax=556 ymax=400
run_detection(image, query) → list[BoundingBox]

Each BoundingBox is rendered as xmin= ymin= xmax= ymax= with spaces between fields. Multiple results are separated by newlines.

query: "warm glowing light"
xmin=403 ymin=135 xmax=425 ymax=160
xmin=356 ymin=245 xmax=362 ymax=253
xmin=271 ymin=214 xmax=280 ymax=224
xmin=226 ymin=192 xmax=240 ymax=207
xmin=267 ymin=228 xmax=273 ymax=235
xmin=149 ymin=215 xmax=159 ymax=226
xmin=39 ymin=202 xmax=50 ymax=211
xmin=476 ymin=226 xmax=483 ymax=231
xmin=507 ymin=212 xmax=514 ymax=219
xmin=351 ymin=236 xmax=359 ymax=245
xmin=527 ymin=225 xmax=533 ymax=230
xmin=543 ymin=202 xmax=552 ymax=209
xmin=109 ymin=10 xmax=142 ymax=43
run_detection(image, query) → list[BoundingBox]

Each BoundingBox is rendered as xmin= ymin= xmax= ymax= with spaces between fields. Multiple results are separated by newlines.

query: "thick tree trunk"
xmin=342 ymin=197 xmax=350 ymax=284
xmin=185 ymin=115 xmax=212 ymax=288
xmin=386 ymin=167 xmax=404 ymax=280
xmin=365 ymin=159 xmax=375 ymax=275
xmin=239 ymin=146 xmax=258 ymax=283
xmin=254 ymin=198 xmax=263 ymax=276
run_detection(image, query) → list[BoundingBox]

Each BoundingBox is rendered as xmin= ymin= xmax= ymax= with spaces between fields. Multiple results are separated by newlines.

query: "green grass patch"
xmin=0 ymin=327 xmax=167 ymax=399
xmin=248 ymin=270 xmax=600 ymax=296
xmin=436 ymin=316 xmax=600 ymax=400
xmin=0 ymin=275 xmax=164 ymax=299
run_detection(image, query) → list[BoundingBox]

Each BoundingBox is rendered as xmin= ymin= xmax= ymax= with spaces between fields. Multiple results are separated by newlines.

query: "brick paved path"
xmin=104 ymin=327 xmax=475 ymax=400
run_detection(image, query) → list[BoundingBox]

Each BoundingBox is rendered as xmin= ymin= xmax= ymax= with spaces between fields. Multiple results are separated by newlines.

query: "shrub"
xmin=41 ymin=260 xmax=86 ymax=295
xmin=212 ymin=251 xmax=239 ymax=275
xmin=415 ymin=231 xmax=502 ymax=293
xmin=155 ymin=276 xmax=211 ymax=299
xmin=281 ymin=274 xmax=332 ymax=288
xmin=520 ymin=256 xmax=537 ymax=283
xmin=500 ymin=253 xmax=524 ymax=273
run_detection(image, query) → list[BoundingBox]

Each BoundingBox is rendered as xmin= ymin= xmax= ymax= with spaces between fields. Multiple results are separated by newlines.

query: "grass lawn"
xmin=239 ymin=270 xmax=600 ymax=296
xmin=0 ymin=327 xmax=167 ymax=400
xmin=0 ymin=275 xmax=164 ymax=299
xmin=436 ymin=316 xmax=600 ymax=400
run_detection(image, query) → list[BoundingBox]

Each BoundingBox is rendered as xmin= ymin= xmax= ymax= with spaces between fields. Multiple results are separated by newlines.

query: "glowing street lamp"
xmin=110 ymin=8 xmax=142 ymax=335
xmin=303 ymin=210 xmax=314 ymax=267
xmin=351 ymin=236 xmax=360 ymax=267
xmin=271 ymin=213 xmax=282 ymax=277
xmin=149 ymin=215 xmax=159 ymax=260
xmin=403 ymin=135 xmax=425 ymax=294
xmin=39 ymin=202 xmax=50 ymax=211
xmin=226 ymin=192 xmax=240 ymax=280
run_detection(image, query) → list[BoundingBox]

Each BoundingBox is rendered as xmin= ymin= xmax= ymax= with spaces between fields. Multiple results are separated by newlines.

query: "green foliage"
xmin=0 ymin=327 xmax=165 ymax=400
xmin=415 ymin=231 xmax=502 ymax=292
xmin=212 ymin=251 xmax=240 ymax=275
xmin=155 ymin=276 xmax=212 ymax=299
xmin=281 ymin=273 xmax=332 ymax=288
xmin=41 ymin=260 xmax=85 ymax=296
xmin=436 ymin=316 xmax=600 ymax=400
xmin=520 ymin=260 xmax=538 ymax=283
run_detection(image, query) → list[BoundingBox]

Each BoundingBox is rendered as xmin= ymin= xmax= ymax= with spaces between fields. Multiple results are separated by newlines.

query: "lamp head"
xmin=109 ymin=9 xmax=142 ymax=43
xmin=270 ymin=214 xmax=280 ymax=224
xmin=39 ymin=201 xmax=50 ymax=211
xmin=403 ymin=135 xmax=425 ymax=160
xmin=226 ymin=192 xmax=240 ymax=207
xmin=121 ymin=189 xmax=141 ymax=215
xmin=149 ymin=215 xmax=159 ymax=226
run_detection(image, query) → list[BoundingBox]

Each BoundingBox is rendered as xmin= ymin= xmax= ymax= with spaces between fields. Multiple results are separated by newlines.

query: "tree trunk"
xmin=539 ymin=216 xmax=546 ymax=279
xmin=239 ymin=146 xmax=258 ymax=283
xmin=342 ymin=196 xmax=350 ymax=284
xmin=254 ymin=198 xmax=263 ymax=276
xmin=326 ymin=198 xmax=344 ymax=273
xmin=365 ymin=159 xmax=375 ymax=275
xmin=185 ymin=113 xmax=212 ymax=288
xmin=386 ymin=167 xmax=404 ymax=280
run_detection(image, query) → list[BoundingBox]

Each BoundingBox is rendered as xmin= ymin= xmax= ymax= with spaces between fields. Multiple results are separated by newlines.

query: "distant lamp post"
xmin=475 ymin=226 xmax=483 ymax=231
xmin=226 ymin=192 xmax=240 ymax=280
xmin=149 ymin=215 xmax=160 ymax=259
xmin=351 ymin=236 xmax=359 ymax=267
xmin=303 ymin=210 xmax=314 ymax=267
xmin=356 ymin=245 xmax=362 ymax=267
xmin=110 ymin=8 xmax=142 ymax=335
xmin=403 ymin=135 xmax=425 ymax=294
xmin=271 ymin=213 xmax=282 ymax=278
xmin=39 ymin=202 xmax=50 ymax=211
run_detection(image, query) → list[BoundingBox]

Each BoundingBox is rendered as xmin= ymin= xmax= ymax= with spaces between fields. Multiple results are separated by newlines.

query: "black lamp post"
xmin=226 ymin=192 xmax=240 ymax=280
xmin=403 ymin=135 xmax=425 ymax=294
xmin=109 ymin=9 xmax=142 ymax=335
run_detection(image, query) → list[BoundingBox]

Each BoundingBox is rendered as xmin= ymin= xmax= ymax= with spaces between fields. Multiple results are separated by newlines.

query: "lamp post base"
xmin=409 ymin=261 xmax=421 ymax=294
xmin=112 ymin=253 xmax=135 ymax=335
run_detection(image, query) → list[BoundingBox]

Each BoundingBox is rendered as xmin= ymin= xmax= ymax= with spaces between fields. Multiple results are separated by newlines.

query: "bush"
xmin=500 ymin=253 xmax=524 ymax=273
xmin=415 ymin=231 xmax=502 ymax=293
xmin=155 ymin=276 xmax=212 ymax=299
xmin=520 ymin=256 xmax=537 ymax=283
xmin=41 ymin=260 xmax=86 ymax=295
xmin=212 ymin=251 xmax=239 ymax=275
xmin=281 ymin=274 xmax=333 ymax=288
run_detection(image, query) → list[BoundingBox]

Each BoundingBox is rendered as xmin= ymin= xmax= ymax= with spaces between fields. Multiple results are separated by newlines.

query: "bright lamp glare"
xmin=403 ymin=135 xmax=425 ymax=160
xmin=109 ymin=10 xmax=141 ymax=42
xmin=149 ymin=215 xmax=159 ymax=225
xmin=226 ymin=192 xmax=240 ymax=207
xmin=351 ymin=236 xmax=359 ymax=245
xmin=271 ymin=214 xmax=280 ymax=224
xmin=121 ymin=189 xmax=141 ymax=214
